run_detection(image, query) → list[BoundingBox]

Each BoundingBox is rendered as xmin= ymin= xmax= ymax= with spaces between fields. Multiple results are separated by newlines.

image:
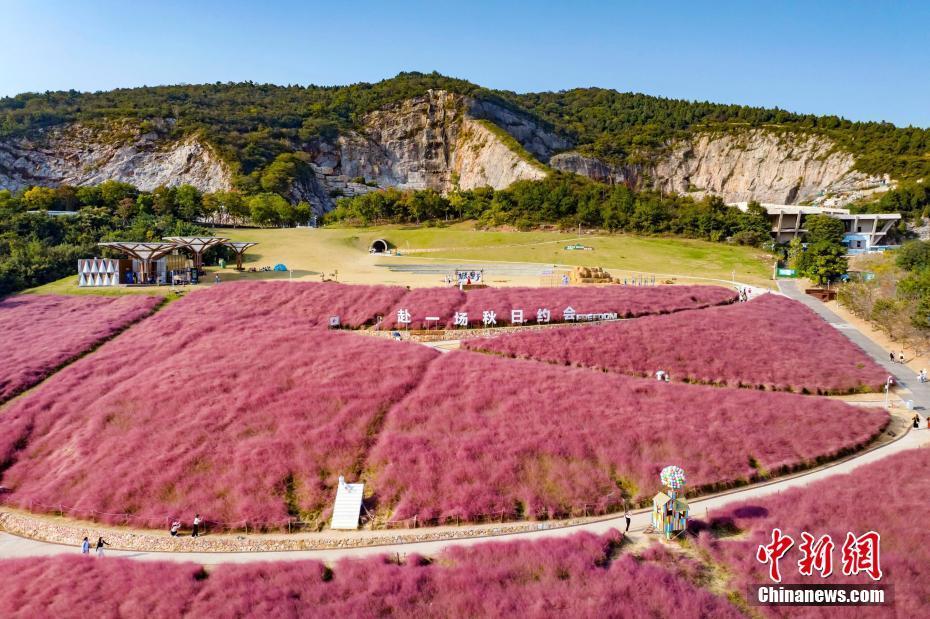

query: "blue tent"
xmin=273 ymin=263 xmax=288 ymax=271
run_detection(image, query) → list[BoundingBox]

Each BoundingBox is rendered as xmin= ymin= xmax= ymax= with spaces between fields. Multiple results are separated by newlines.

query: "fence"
xmin=13 ymin=491 xmax=635 ymax=535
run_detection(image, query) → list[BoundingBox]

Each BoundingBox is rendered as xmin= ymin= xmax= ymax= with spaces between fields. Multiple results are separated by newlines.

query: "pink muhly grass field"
xmin=0 ymin=294 xmax=161 ymax=403
xmin=465 ymin=294 xmax=887 ymax=394
xmin=0 ymin=531 xmax=741 ymax=618
xmin=195 ymin=280 xmax=408 ymax=328
xmin=694 ymin=447 xmax=930 ymax=617
xmin=367 ymin=352 xmax=887 ymax=523
xmin=0 ymin=287 xmax=437 ymax=529
xmin=380 ymin=287 xmax=466 ymax=329
xmin=455 ymin=284 xmax=737 ymax=325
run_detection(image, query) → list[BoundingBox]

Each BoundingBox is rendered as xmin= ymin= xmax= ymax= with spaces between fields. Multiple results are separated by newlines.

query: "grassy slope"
xmin=24 ymin=225 xmax=773 ymax=295
xmin=223 ymin=225 xmax=774 ymax=287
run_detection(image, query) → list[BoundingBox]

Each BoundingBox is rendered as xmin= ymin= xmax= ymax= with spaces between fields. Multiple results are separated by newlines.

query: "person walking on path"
xmin=95 ymin=537 xmax=109 ymax=557
xmin=624 ymin=509 xmax=631 ymax=533
xmin=899 ymin=352 xmax=906 ymax=364
xmin=890 ymin=352 xmax=896 ymax=363
xmin=914 ymin=414 xmax=922 ymax=429
xmin=192 ymin=514 xmax=201 ymax=538
xmin=81 ymin=537 xmax=89 ymax=555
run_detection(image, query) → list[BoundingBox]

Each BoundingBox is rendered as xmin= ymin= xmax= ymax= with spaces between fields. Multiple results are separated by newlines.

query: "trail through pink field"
xmin=695 ymin=447 xmax=930 ymax=617
xmin=0 ymin=531 xmax=742 ymax=618
xmin=368 ymin=352 xmax=887 ymax=522
xmin=0 ymin=294 xmax=161 ymax=403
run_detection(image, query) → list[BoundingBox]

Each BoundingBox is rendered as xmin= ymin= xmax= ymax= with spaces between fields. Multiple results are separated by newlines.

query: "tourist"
xmin=95 ymin=537 xmax=109 ymax=557
xmin=170 ymin=520 xmax=181 ymax=537
xmin=914 ymin=414 xmax=921 ymax=429
xmin=624 ymin=509 xmax=631 ymax=532
xmin=899 ymin=352 xmax=906 ymax=364
xmin=214 ymin=274 xmax=221 ymax=284
xmin=81 ymin=537 xmax=90 ymax=555
xmin=192 ymin=514 xmax=201 ymax=537
xmin=890 ymin=352 xmax=896 ymax=363
xmin=655 ymin=370 xmax=666 ymax=381
xmin=920 ymin=369 xmax=928 ymax=383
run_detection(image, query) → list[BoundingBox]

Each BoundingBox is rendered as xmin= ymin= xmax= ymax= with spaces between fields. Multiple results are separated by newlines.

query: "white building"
xmin=731 ymin=202 xmax=900 ymax=253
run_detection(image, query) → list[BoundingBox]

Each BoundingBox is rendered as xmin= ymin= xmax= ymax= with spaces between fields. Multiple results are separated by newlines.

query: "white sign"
xmin=328 ymin=316 xmax=340 ymax=327
xmin=572 ymin=312 xmax=619 ymax=321
xmin=396 ymin=308 xmax=411 ymax=325
xmin=511 ymin=309 xmax=524 ymax=324
xmin=456 ymin=270 xmax=483 ymax=284
xmin=536 ymin=308 xmax=550 ymax=323
xmin=482 ymin=310 xmax=497 ymax=326
xmin=454 ymin=312 xmax=469 ymax=327
xmin=563 ymin=306 xmax=576 ymax=321
xmin=331 ymin=475 xmax=365 ymax=530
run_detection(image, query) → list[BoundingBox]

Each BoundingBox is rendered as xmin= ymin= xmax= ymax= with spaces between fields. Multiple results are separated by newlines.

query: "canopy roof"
xmin=163 ymin=236 xmax=228 ymax=254
xmin=224 ymin=241 xmax=258 ymax=254
xmin=98 ymin=241 xmax=177 ymax=262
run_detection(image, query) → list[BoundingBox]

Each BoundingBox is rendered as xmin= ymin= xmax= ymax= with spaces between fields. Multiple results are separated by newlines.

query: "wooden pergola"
xmin=163 ymin=236 xmax=228 ymax=271
xmin=97 ymin=241 xmax=178 ymax=284
xmin=223 ymin=241 xmax=259 ymax=270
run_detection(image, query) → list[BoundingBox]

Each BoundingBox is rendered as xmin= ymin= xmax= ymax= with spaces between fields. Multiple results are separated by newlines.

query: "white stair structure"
xmin=330 ymin=476 xmax=365 ymax=530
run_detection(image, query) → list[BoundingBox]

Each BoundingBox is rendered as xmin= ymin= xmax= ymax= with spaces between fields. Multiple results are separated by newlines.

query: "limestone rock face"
xmin=0 ymin=122 xmax=231 ymax=193
xmin=552 ymin=130 xmax=889 ymax=206
xmin=651 ymin=130 xmax=888 ymax=205
xmin=549 ymin=152 xmax=643 ymax=187
xmin=0 ymin=92 xmax=894 ymax=212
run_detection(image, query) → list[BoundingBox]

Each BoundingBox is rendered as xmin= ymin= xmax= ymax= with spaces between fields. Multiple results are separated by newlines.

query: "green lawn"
xmin=25 ymin=224 xmax=775 ymax=295
xmin=223 ymin=224 xmax=773 ymax=288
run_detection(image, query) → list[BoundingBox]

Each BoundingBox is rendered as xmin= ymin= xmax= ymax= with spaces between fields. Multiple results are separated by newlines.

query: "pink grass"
xmin=368 ymin=352 xmax=887 ymax=522
xmin=465 ymin=294 xmax=888 ymax=393
xmin=455 ymin=284 xmax=737 ymax=326
xmin=0 ymin=285 xmax=437 ymax=529
xmin=0 ymin=531 xmax=741 ymax=618
xmin=0 ymin=294 xmax=161 ymax=403
xmin=695 ymin=447 xmax=930 ymax=617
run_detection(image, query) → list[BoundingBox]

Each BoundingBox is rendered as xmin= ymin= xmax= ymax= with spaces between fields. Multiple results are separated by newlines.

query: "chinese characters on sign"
xmin=390 ymin=305 xmax=620 ymax=329
xmin=757 ymin=529 xmax=882 ymax=583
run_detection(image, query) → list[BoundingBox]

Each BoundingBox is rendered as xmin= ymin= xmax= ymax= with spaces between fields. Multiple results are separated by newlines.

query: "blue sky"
xmin=3 ymin=0 xmax=928 ymax=127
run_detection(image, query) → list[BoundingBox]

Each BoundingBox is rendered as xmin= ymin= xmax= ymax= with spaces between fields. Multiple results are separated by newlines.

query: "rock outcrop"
xmin=301 ymin=90 xmax=558 ymax=211
xmin=0 ymin=121 xmax=231 ymax=193
xmin=0 ymin=91 xmax=894 ymax=211
xmin=551 ymin=130 xmax=890 ymax=206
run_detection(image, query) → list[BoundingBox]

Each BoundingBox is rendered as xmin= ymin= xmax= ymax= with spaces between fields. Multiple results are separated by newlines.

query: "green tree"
xmin=804 ymin=241 xmax=848 ymax=285
xmin=248 ymin=193 xmax=289 ymax=226
xmin=804 ymin=214 xmax=846 ymax=245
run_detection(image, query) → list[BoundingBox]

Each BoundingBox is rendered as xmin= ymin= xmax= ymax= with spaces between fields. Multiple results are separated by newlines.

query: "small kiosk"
xmin=651 ymin=465 xmax=689 ymax=540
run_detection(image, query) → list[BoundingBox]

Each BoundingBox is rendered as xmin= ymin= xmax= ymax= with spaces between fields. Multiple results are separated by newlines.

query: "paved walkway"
xmin=778 ymin=280 xmax=930 ymax=411
xmin=3 ymin=280 xmax=926 ymax=566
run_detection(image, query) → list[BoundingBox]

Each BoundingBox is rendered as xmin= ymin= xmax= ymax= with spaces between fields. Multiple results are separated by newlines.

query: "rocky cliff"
xmin=0 ymin=120 xmax=232 ymax=193
xmin=0 ymin=91 xmax=893 ymax=210
xmin=300 ymin=90 xmax=561 ymax=211
xmin=551 ymin=130 xmax=891 ymax=206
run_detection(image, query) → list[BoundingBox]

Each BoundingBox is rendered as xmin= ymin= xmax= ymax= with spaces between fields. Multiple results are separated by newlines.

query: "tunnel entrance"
xmin=370 ymin=239 xmax=389 ymax=253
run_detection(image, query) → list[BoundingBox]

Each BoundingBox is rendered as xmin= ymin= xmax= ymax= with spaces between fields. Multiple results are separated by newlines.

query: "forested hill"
xmin=2 ymin=71 xmax=928 ymax=182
